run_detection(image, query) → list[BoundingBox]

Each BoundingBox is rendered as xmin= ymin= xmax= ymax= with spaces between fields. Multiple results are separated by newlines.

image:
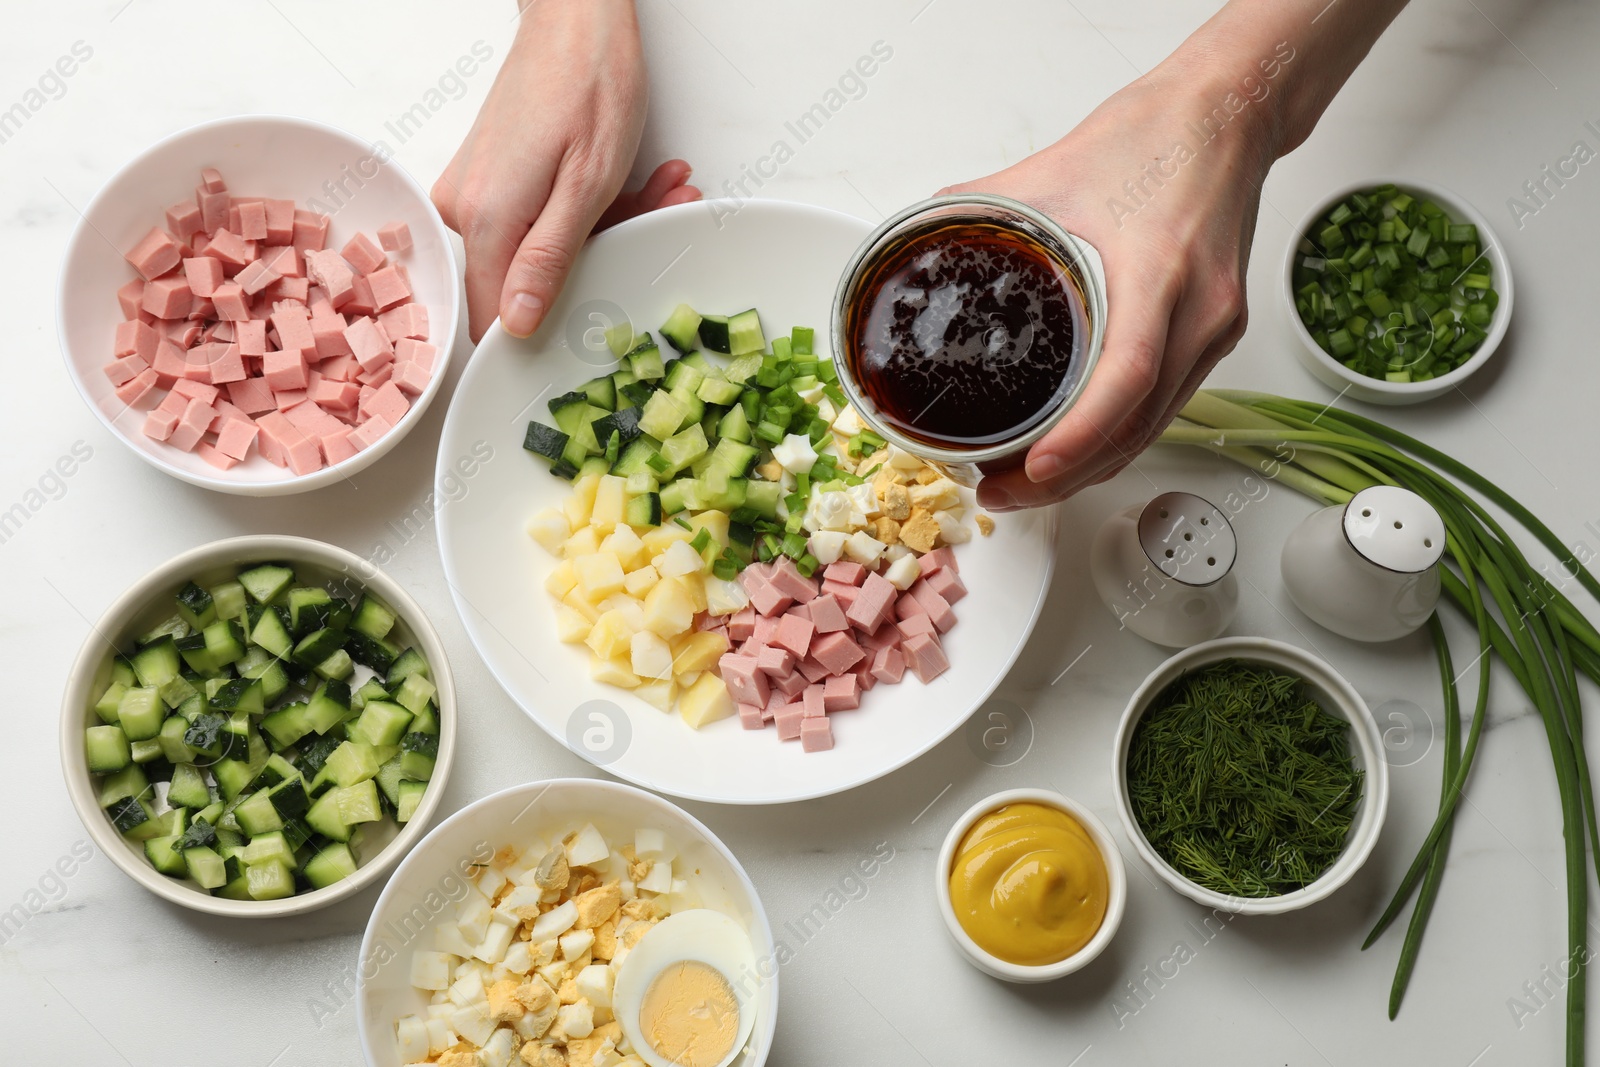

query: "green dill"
xmin=1126 ymin=660 xmax=1362 ymax=897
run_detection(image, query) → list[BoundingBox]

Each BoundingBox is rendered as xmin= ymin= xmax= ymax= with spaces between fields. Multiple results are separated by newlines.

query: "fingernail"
xmin=1027 ymin=455 xmax=1065 ymax=482
xmin=503 ymin=292 xmax=544 ymax=337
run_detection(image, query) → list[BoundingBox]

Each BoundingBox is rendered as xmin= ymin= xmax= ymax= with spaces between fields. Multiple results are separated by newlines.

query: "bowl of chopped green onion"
xmin=1284 ymin=180 xmax=1511 ymax=405
xmin=1111 ymin=637 xmax=1387 ymax=914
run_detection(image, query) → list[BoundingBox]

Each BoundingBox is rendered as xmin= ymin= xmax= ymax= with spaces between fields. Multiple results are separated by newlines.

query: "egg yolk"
xmin=948 ymin=802 xmax=1109 ymax=966
xmin=639 ymin=960 xmax=739 ymax=1067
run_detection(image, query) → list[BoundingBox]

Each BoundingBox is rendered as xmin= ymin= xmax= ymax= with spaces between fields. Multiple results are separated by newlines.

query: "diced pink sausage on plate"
xmin=822 ymin=674 xmax=861 ymax=712
xmin=125 ymin=227 xmax=182 ymax=281
xmin=869 ymin=645 xmax=905 ymax=684
xmin=810 ymin=631 xmax=866 ymax=676
xmin=902 ymin=632 xmax=950 ymax=684
xmin=377 ymin=221 xmax=412 ymax=252
xmin=800 ymin=716 xmax=834 ymax=752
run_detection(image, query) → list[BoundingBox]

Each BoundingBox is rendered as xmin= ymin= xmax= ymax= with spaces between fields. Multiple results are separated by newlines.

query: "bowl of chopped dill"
xmin=1111 ymin=637 xmax=1387 ymax=915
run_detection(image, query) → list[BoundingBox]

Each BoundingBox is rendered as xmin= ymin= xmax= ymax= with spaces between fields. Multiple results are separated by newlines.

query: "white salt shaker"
xmin=1280 ymin=485 xmax=1445 ymax=642
xmin=1090 ymin=492 xmax=1240 ymax=647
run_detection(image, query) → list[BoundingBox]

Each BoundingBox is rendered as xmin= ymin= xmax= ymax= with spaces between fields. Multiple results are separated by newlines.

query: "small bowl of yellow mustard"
xmin=935 ymin=788 xmax=1127 ymax=982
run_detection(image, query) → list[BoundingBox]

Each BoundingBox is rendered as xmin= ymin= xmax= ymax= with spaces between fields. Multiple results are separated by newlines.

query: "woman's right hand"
xmin=432 ymin=0 xmax=700 ymax=343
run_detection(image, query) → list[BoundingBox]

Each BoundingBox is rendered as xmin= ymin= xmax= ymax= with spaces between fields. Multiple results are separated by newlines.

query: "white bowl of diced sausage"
xmin=57 ymin=113 xmax=460 ymax=495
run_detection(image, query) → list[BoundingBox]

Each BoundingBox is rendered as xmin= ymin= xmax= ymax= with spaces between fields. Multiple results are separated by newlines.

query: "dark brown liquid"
xmin=844 ymin=217 xmax=1086 ymax=451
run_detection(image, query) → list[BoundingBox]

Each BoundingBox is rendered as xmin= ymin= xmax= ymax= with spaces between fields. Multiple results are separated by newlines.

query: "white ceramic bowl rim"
xmin=935 ymin=787 xmax=1127 ymax=981
xmin=56 ymin=112 xmax=461 ymax=495
xmin=1281 ymin=177 xmax=1513 ymax=398
xmin=1110 ymin=637 xmax=1389 ymax=915
xmin=58 ymin=534 xmax=456 ymax=917
xmin=355 ymin=778 xmax=779 ymax=1064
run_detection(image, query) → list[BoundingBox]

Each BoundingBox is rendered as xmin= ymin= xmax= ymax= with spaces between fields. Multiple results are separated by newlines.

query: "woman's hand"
xmin=433 ymin=0 xmax=700 ymax=342
xmin=949 ymin=71 xmax=1277 ymax=511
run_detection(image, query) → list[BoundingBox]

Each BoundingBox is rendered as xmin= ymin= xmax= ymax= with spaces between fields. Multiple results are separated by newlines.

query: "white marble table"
xmin=5 ymin=0 xmax=1599 ymax=1063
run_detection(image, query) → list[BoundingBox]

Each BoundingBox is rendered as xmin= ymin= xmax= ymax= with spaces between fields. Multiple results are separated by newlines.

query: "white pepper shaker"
xmin=1090 ymin=492 xmax=1240 ymax=647
xmin=1280 ymin=485 xmax=1445 ymax=642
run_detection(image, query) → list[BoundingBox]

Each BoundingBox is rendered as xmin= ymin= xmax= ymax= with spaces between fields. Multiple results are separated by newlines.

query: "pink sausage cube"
xmin=273 ymin=388 xmax=308 ymax=410
xmin=357 ymin=362 xmax=394 ymax=389
xmin=284 ymin=399 xmax=344 ymax=437
xmin=262 ymin=245 xmax=300 ymax=279
xmin=365 ymin=381 xmax=410 ymax=426
xmin=321 ymin=428 xmax=358 ymax=465
xmin=919 ymin=547 xmax=959 ymax=575
xmin=377 ymin=221 xmax=412 ymax=252
xmin=211 ymin=282 xmax=250 ymax=322
xmin=215 ymin=419 xmax=259 ymax=461
xmin=925 ymin=566 xmax=968 ymax=604
xmin=395 ymin=338 xmax=437 ymax=371
xmin=166 ymin=419 xmax=204 ymax=452
xmin=170 ymin=378 xmax=220 ymax=405
xmin=897 ymin=614 xmax=938 ymax=640
xmin=227 ymin=376 xmax=275 ymax=415
xmin=166 ymin=200 xmax=203 ymax=242
xmin=768 ymin=557 xmax=818 ymax=603
xmin=870 ymin=645 xmax=905 ymax=684
xmin=319 ymin=354 xmax=356 ymax=382
xmin=180 ymin=397 xmax=217 ymax=432
xmin=823 ymin=560 xmax=867 ymax=586
xmin=197 ymin=442 xmax=237 ymax=470
xmin=284 ymin=434 xmax=323 ymax=475
xmin=343 ymin=316 xmax=394 ymax=370
xmin=263 ymin=348 xmax=307 ymax=392
xmin=310 ymin=378 xmax=360 ymax=410
xmin=305 ymin=249 xmax=355 ymax=308
xmin=800 ymin=716 xmax=834 ymax=753
xmin=773 ymin=671 xmax=809 ymax=699
xmin=390 ymin=359 xmax=432 ymax=398
xmin=237 ymin=199 xmax=267 ymax=241
xmin=271 ymin=304 xmax=316 ymax=353
xmin=773 ymin=702 xmax=805 ymax=742
xmin=151 ymin=341 xmax=188 ymax=385
xmin=861 ymin=623 xmax=901 ymax=653
xmin=264 ymin=200 xmax=296 ymax=245
xmin=142 ymin=408 xmax=178 ymax=441
xmin=747 ymin=580 xmax=793 ymax=619
xmin=774 ymin=612 xmax=815 ymax=658
xmin=902 ymin=632 xmax=950 ymax=684
xmin=204 ymin=228 xmax=252 ymax=269
xmin=807 ymin=593 xmax=849 ymax=634
xmin=182 ymin=256 xmax=224 ymax=298
xmin=125 ymin=227 xmax=182 ymax=281
xmin=910 ymin=581 xmax=957 ymax=633
xmin=819 ymin=580 xmax=861 ymax=611
xmin=737 ymin=702 xmax=765 ymax=731
xmin=810 ymin=631 xmax=866 ymax=676
xmin=845 ymin=573 xmax=897 ymax=635
xmin=199 ymin=167 xmax=226 ymax=194
xmin=752 ymin=614 xmax=780 ymax=647
xmin=117 ymin=279 xmax=145 ymax=319
xmin=141 ymin=276 xmax=193 ymax=320
xmin=823 ymin=674 xmax=861 ymax=712
xmin=728 ymin=608 xmax=757 ymax=643
xmin=801 ymin=684 xmax=827 ymax=718
xmin=718 ymin=653 xmax=770 ymax=708
xmin=378 ymin=303 xmax=428 ymax=342
xmin=234 ymin=259 xmax=280 ymax=296
xmin=341 ymin=232 xmax=387 ymax=274
xmin=112 ymin=369 xmax=160 ymax=409
xmin=365 ymin=265 xmax=411 ymax=311
xmin=104 ymin=356 xmax=147 ymax=386
xmin=114 ymin=319 xmax=160 ymax=361
xmin=236 ymin=319 xmax=267 ymax=357
xmin=291 ymin=209 xmax=330 ymax=253
xmin=754 ymin=645 xmax=795 ymax=678
xmin=197 ymin=187 xmax=229 ymax=234
xmin=269 ymin=276 xmax=310 ymax=303
xmin=796 ymin=656 xmax=830 ymax=683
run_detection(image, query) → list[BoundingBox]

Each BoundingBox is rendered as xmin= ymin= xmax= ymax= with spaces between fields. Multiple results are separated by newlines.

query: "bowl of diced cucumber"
xmin=1283 ymin=179 xmax=1512 ymax=405
xmin=60 ymin=534 xmax=456 ymax=916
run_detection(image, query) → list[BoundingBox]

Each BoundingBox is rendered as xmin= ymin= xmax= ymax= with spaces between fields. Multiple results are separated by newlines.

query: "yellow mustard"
xmin=948 ymin=802 xmax=1108 ymax=966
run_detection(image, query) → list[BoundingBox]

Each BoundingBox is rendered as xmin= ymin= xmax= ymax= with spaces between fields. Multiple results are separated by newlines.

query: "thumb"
xmin=498 ymin=181 xmax=598 ymax=338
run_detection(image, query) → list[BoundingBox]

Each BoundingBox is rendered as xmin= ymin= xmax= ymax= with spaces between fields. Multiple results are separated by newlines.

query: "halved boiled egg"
xmin=613 ymin=909 xmax=760 ymax=1067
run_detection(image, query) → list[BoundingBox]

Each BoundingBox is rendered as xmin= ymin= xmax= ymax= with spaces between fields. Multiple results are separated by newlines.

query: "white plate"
xmin=435 ymin=199 xmax=1057 ymax=804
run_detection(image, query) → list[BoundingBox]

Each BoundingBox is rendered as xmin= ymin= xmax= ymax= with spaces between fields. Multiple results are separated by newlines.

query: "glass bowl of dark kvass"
xmin=831 ymin=194 xmax=1105 ymax=474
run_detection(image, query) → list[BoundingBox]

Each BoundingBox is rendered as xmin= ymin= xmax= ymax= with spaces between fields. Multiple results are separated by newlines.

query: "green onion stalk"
xmin=1159 ymin=390 xmax=1600 ymax=1066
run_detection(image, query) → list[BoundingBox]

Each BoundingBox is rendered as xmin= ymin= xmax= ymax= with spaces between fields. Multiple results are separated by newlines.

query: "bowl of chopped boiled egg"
xmin=357 ymin=778 xmax=777 ymax=1067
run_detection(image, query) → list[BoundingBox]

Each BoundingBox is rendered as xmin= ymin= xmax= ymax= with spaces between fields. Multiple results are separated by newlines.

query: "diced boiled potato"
xmin=586 ymin=609 xmax=636 ymax=661
xmin=703 ymin=575 xmax=749 ymax=616
xmin=679 ymin=670 xmax=701 ymax=688
xmin=554 ymin=605 xmax=592 ymax=643
xmin=642 ymin=577 xmax=696 ymax=638
xmin=623 ymin=565 xmax=661 ymax=597
xmin=562 ymin=525 xmax=602 ymax=561
xmin=630 ymin=631 xmax=674 ymax=680
xmin=565 ymin=474 xmax=601 ymax=528
xmin=634 ymin=678 xmax=677 ymax=712
xmin=884 ymin=553 xmax=921 ymax=591
xmin=590 ymin=655 xmax=640 ymax=689
xmin=591 ymin=475 xmax=627 ymax=530
xmin=678 ymin=671 xmax=734 ymax=729
xmin=686 ymin=510 xmax=730 ymax=548
xmin=562 ymin=587 xmax=601 ymax=624
xmin=574 ymin=552 xmax=627 ymax=601
xmin=656 ymin=539 xmax=704 ymax=579
xmin=640 ymin=524 xmax=695 ymax=557
xmin=671 ymin=630 xmax=728 ymax=675
xmin=680 ymin=572 xmax=708 ymax=613
xmin=601 ymin=524 xmax=648 ymax=571
xmin=544 ymin=560 xmax=579 ymax=599
xmin=527 ymin=508 xmax=570 ymax=556
xmin=598 ymin=595 xmax=645 ymax=632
